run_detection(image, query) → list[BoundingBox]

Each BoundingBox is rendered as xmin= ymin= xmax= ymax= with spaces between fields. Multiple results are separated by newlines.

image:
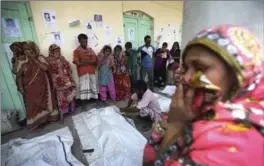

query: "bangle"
xmin=152 ymin=119 xmax=168 ymax=137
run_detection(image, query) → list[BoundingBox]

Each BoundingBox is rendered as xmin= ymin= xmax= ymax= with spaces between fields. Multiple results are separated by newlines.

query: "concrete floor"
xmin=1 ymin=99 xmax=153 ymax=165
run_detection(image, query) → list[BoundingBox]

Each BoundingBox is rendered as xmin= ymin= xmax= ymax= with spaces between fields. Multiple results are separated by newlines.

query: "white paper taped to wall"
xmin=128 ymin=27 xmax=135 ymax=41
xmin=43 ymin=11 xmax=56 ymax=27
xmin=104 ymin=24 xmax=112 ymax=37
xmin=1 ymin=17 xmax=21 ymax=38
xmin=3 ymin=43 xmax=13 ymax=62
xmin=51 ymin=32 xmax=63 ymax=46
xmin=94 ymin=14 xmax=103 ymax=28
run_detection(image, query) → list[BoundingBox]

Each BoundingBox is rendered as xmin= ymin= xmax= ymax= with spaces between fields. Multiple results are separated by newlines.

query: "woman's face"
xmin=173 ymin=43 xmax=179 ymax=50
xmin=114 ymin=48 xmax=122 ymax=55
xmin=183 ymin=46 xmax=236 ymax=98
xmin=53 ymin=49 xmax=61 ymax=58
xmin=162 ymin=47 xmax=167 ymax=52
xmin=18 ymin=54 xmax=27 ymax=61
xmin=23 ymin=45 xmax=35 ymax=59
xmin=104 ymin=48 xmax=111 ymax=56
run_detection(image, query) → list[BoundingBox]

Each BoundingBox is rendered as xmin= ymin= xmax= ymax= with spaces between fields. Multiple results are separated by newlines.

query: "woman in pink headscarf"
xmin=143 ymin=25 xmax=264 ymax=166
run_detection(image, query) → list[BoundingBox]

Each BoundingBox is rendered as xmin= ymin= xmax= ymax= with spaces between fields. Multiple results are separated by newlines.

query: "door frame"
xmin=24 ymin=2 xmax=38 ymax=42
xmin=1 ymin=1 xmax=39 ymax=43
xmin=1 ymin=1 xmax=39 ymax=119
xmin=123 ymin=10 xmax=154 ymax=46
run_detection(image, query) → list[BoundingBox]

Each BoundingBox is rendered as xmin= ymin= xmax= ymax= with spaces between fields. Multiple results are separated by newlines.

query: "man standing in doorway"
xmin=137 ymin=35 xmax=155 ymax=91
xmin=73 ymin=34 xmax=98 ymax=102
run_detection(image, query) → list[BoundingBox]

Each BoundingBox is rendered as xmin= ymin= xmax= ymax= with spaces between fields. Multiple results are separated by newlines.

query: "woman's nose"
xmin=184 ymin=69 xmax=194 ymax=83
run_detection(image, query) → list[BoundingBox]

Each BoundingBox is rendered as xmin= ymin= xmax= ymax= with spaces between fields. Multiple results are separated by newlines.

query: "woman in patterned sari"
xmin=143 ymin=25 xmax=264 ymax=166
xmin=10 ymin=41 xmax=59 ymax=130
xmin=47 ymin=44 xmax=76 ymax=123
xmin=113 ymin=45 xmax=131 ymax=101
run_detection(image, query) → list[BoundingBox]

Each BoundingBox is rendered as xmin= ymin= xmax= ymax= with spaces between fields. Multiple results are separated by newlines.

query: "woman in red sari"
xmin=10 ymin=41 xmax=59 ymax=130
xmin=47 ymin=44 xmax=76 ymax=122
xmin=143 ymin=25 xmax=264 ymax=166
xmin=113 ymin=45 xmax=131 ymax=101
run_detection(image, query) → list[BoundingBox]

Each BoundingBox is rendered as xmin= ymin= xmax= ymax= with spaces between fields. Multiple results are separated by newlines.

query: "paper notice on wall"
xmin=3 ymin=43 xmax=13 ymax=62
xmin=86 ymin=20 xmax=95 ymax=33
xmin=74 ymin=35 xmax=79 ymax=47
xmin=104 ymin=24 xmax=112 ymax=37
xmin=87 ymin=33 xmax=98 ymax=47
xmin=43 ymin=11 xmax=56 ymax=27
xmin=94 ymin=14 xmax=103 ymax=28
xmin=160 ymin=26 xmax=164 ymax=34
xmin=51 ymin=32 xmax=63 ymax=46
xmin=128 ymin=27 xmax=135 ymax=41
xmin=116 ymin=36 xmax=123 ymax=45
xmin=1 ymin=17 xmax=21 ymax=38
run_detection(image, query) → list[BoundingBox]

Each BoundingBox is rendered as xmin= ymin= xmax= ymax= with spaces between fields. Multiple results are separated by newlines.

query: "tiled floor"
xmin=1 ymin=99 xmax=153 ymax=165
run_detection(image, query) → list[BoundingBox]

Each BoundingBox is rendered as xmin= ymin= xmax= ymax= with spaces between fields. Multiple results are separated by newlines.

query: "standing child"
xmin=120 ymin=80 xmax=162 ymax=122
xmin=97 ymin=45 xmax=116 ymax=102
xmin=73 ymin=34 xmax=98 ymax=101
xmin=47 ymin=44 xmax=76 ymax=123
xmin=113 ymin=45 xmax=131 ymax=101
xmin=124 ymin=42 xmax=138 ymax=93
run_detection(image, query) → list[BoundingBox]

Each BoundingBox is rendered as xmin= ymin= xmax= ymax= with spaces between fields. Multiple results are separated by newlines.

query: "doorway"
xmin=1 ymin=1 xmax=37 ymax=121
xmin=123 ymin=11 xmax=153 ymax=49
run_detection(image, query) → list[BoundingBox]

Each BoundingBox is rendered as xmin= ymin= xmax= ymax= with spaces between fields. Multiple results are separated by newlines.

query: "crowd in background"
xmin=9 ymin=33 xmax=181 ymax=130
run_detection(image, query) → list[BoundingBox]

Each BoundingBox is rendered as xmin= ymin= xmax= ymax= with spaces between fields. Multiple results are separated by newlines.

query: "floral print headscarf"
xmin=182 ymin=25 xmax=264 ymax=128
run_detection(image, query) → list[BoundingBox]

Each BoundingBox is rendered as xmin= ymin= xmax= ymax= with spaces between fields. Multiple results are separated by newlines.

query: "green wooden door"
xmin=123 ymin=16 xmax=139 ymax=49
xmin=1 ymin=2 xmax=37 ymax=121
xmin=123 ymin=15 xmax=153 ymax=49
xmin=138 ymin=19 xmax=153 ymax=47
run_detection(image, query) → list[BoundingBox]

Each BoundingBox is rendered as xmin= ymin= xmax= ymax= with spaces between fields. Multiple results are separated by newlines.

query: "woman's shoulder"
xmin=38 ymin=55 xmax=48 ymax=63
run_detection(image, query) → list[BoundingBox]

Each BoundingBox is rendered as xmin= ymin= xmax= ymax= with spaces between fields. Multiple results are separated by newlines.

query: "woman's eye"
xmin=196 ymin=66 xmax=207 ymax=72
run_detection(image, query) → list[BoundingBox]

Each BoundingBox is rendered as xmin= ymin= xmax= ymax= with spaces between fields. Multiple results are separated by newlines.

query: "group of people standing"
xmin=74 ymin=34 xmax=133 ymax=103
xmin=10 ymin=41 xmax=75 ymax=129
xmin=10 ymin=33 xmax=181 ymax=130
xmin=75 ymin=34 xmax=182 ymax=103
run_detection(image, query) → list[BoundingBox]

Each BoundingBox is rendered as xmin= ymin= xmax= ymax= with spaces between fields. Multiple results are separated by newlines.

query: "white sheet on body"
xmin=72 ymin=106 xmax=147 ymax=166
xmin=160 ymin=85 xmax=176 ymax=97
xmin=154 ymin=93 xmax=172 ymax=113
xmin=1 ymin=127 xmax=84 ymax=166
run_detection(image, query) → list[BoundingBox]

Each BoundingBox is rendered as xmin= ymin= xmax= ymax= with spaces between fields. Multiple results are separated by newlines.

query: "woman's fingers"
xmin=176 ymin=84 xmax=184 ymax=108
xmin=185 ymin=88 xmax=195 ymax=107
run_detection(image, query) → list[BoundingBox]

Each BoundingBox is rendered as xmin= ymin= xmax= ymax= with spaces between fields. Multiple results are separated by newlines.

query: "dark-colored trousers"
xmin=140 ymin=66 xmax=153 ymax=91
xmin=129 ymin=66 xmax=138 ymax=93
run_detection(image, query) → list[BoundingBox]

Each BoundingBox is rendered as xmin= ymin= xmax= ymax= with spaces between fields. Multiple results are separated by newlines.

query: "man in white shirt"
xmin=137 ymin=35 xmax=155 ymax=91
xmin=120 ymin=80 xmax=162 ymax=122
